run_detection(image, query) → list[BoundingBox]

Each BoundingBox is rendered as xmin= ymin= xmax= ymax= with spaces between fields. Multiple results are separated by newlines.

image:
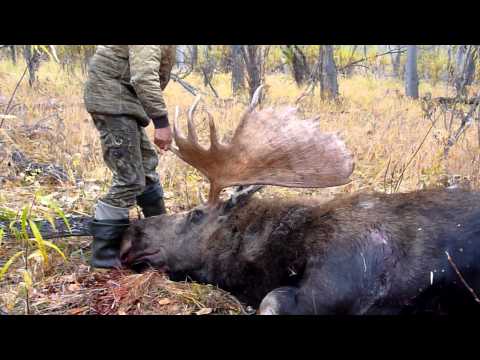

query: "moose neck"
xmin=185 ymin=197 xmax=319 ymax=305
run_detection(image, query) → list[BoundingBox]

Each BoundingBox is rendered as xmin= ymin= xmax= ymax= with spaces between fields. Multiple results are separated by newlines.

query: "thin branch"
xmin=0 ymin=65 xmax=29 ymax=128
xmin=338 ymin=47 xmax=407 ymax=72
xmin=383 ymin=156 xmax=392 ymax=193
xmin=201 ymin=68 xmax=219 ymax=98
xmin=443 ymin=92 xmax=480 ymax=158
xmin=393 ymin=118 xmax=437 ymax=192
xmin=445 ymin=251 xmax=480 ymax=304
xmin=170 ymin=73 xmax=204 ymax=97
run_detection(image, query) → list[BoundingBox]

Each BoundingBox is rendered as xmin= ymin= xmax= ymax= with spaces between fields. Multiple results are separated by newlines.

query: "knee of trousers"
xmin=102 ymin=180 xmax=147 ymax=209
xmin=136 ymin=181 xmax=164 ymax=207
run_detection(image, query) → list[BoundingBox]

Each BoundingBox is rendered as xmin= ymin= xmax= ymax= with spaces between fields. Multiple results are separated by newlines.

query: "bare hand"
xmin=154 ymin=127 xmax=173 ymax=151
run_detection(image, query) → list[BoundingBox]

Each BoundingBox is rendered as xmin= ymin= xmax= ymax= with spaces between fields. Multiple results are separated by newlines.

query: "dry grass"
xmin=1 ymin=59 xmax=479 ymax=315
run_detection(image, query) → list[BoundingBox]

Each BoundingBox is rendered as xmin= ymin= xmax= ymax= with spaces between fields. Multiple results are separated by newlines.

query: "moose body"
xmin=121 ymin=188 xmax=480 ymax=315
xmin=121 ymin=89 xmax=480 ymax=314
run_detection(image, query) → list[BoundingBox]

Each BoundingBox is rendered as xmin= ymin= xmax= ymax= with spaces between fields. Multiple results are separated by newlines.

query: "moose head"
xmin=120 ymin=87 xmax=354 ymax=275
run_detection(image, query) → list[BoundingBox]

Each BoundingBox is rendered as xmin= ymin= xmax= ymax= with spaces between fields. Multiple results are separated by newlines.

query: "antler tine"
xmin=170 ymin=85 xmax=354 ymax=208
xmin=204 ymin=108 xmax=221 ymax=150
xmin=187 ymin=96 xmax=202 ymax=143
xmin=231 ymin=85 xmax=265 ymax=139
xmin=174 ymin=105 xmax=180 ymax=122
xmin=169 ymin=106 xmax=183 ymax=156
xmin=172 ymin=106 xmax=184 ymax=140
xmin=248 ymin=85 xmax=265 ymax=111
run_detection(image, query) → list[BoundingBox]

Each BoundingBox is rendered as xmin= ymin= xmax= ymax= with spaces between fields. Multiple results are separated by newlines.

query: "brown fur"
xmin=121 ymin=189 xmax=480 ymax=314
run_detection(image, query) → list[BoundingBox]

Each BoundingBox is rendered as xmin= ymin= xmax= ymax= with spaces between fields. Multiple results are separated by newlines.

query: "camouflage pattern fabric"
xmin=84 ymin=45 xmax=176 ymax=128
xmin=92 ymin=114 xmax=162 ymax=208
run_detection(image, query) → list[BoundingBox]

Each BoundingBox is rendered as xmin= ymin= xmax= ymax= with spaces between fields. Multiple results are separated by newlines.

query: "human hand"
xmin=154 ymin=126 xmax=172 ymax=151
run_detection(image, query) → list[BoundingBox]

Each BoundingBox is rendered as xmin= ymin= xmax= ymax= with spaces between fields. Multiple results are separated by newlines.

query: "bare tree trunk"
xmin=231 ymin=45 xmax=245 ymax=95
xmin=241 ymin=45 xmax=269 ymax=102
xmin=23 ymin=45 xmax=42 ymax=87
xmin=9 ymin=45 xmax=17 ymax=64
xmin=201 ymin=45 xmax=216 ymax=87
xmin=446 ymin=45 xmax=453 ymax=83
xmin=345 ymin=45 xmax=358 ymax=77
xmin=363 ymin=45 xmax=369 ymax=75
xmin=191 ymin=45 xmax=198 ymax=69
xmin=176 ymin=45 xmax=186 ymax=68
xmin=454 ymin=45 xmax=478 ymax=98
xmin=282 ymin=45 xmax=310 ymax=86
xmin=389 ymin=45 xmax=401 ymax=78
xmin=82 ymin=46 xmax=95 ymax=75
xmin=405 ymin=45 xmax=419 ymax=99
xmin=319 ymin=45 xmax=339 ymax=100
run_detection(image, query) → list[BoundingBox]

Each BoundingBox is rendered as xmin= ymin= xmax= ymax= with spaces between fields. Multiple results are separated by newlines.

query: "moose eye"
xmin=189 ymin=209 xmax=205 ymax=224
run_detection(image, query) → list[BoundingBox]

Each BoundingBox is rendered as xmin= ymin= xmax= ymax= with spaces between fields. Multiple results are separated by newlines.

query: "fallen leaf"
xmin=62 ymin=274 xmax=76 ymax=283
xmin=118 ymin=310 xmax=127 ymax=315
xmin=195 ymin=308 xmax=213 ymax=315
xmin=67 ymin=283 xmax=81 ymax=292
xmin=158 ymin=298 xmax=171 ymax=305
xmin=68 ymin=307 xmax=88 ymax=315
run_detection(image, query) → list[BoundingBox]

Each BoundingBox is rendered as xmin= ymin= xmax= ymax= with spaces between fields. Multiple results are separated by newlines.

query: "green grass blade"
xmin=44 ymin=213 xmax=57 ymax=231
xmin=0 ymin=251 xmax=24 ymax=281
xmin=23 ymin=270 xmax=33 ymax=289
xmin=28 ymin=220 xmax=49 ymax=267
xmin=9 ymin=220 xmax=22 ymax=242
xmin=0 ymin=228 xmax=4 ymax=247
xmin=0 ymin=206 xmax=17 ymax=221
xmin=43 ymin=240 xmax=67 ymax=261
xmin=20 ymin=206 xmax=29 ymax=239
xmin=51 ymin=204 xmax=72 ymax=234
xmin=27 ymin=249 xmax=42 ymax=261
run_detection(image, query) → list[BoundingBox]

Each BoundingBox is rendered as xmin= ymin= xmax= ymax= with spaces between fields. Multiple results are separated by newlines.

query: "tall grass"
xmin=1 ymin=59 xmax=479 ymax=213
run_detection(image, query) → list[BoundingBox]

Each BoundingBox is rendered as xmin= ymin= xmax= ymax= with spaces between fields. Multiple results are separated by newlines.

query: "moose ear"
xmin=223 ymin=185 xmax=264 ymax=212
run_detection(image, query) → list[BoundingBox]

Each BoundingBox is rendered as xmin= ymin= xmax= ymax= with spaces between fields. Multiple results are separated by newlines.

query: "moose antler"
xmin=170 ymin=86 xmax=354 ymax=205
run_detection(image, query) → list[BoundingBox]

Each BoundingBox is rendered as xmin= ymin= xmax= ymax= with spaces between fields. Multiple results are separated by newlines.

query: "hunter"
xmin=84 ymin=45 xmax=176 ymax=269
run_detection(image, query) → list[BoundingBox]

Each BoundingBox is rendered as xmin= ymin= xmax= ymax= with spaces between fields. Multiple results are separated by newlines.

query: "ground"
xmin=0 ymin=59 xmax=479 ymax=315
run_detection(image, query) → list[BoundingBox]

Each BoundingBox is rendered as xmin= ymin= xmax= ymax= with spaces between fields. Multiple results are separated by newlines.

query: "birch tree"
xmin=231 ymin=45 xmax=245 ymax=95
xmin=405 ymin=45 xmax=419 ymax=99
xmin=454 ymin=45 xmax=478 ymax=97
xmin=241 ymin=45 xmax=269 ymax=102
xmin=23 ymin=45 xmax=42 ymax=87
xmin=319 ymin=45 xmax=339 ymax=100
xmin=389 ymin=45 xmax=401 ymax=78
xmin=281 ymin=45 xmax=310 ymax=86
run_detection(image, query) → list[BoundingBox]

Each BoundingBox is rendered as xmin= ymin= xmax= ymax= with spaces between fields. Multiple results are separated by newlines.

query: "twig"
xmin=445 ymin=251 xmax=480 ymax=304
xmin=383 ymin=156 xmax=392 ymax=193
xmin=201 ymin=68 xmax=219 ymax=98
xmin=0 ymin=65 xmax=29 ymax=128
xmin=170 ymin=73 xmax=203 ymax=97
xmin=393 ymin=119 xmax=437 ymax=192
xmin=443 ymin=92 xmax=480 ymax=158
xmin=338 ymin=47 xmax=407 ymax=72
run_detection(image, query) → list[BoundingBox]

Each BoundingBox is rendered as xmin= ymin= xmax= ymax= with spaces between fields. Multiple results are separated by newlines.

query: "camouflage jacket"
xmin=84 ymin=45 xmax=176 ymax=128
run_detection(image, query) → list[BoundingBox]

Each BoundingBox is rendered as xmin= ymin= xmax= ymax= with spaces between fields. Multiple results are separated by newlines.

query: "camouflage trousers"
xmin=92 ymin=114 xmax=162 ymax=209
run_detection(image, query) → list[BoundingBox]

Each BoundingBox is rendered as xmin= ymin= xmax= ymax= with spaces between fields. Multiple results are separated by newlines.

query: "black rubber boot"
xmin=89 ymin=219 xmax=130 ymax=269
xmin=136 ymin=183 xmax=167 ymax=218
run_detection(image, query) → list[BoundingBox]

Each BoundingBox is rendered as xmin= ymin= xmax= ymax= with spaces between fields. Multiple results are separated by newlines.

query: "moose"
xmin=120 ymin=88 xmax=480 ymax=315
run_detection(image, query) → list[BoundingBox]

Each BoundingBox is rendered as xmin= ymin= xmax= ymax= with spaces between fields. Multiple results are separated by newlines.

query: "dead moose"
xmin=120 ymin=88 xmax=480 ymax=315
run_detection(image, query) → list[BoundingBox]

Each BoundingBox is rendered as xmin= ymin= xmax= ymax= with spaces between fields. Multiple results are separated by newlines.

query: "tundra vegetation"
xmin=0 ymin=45 xmax=479 ymax=315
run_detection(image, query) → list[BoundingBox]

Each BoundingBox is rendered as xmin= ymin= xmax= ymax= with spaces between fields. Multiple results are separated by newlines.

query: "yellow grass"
xmin=1 ymin=59 xmax=479 ymax=208
xmin=1 ymin=59 xmax=479 ymax=314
